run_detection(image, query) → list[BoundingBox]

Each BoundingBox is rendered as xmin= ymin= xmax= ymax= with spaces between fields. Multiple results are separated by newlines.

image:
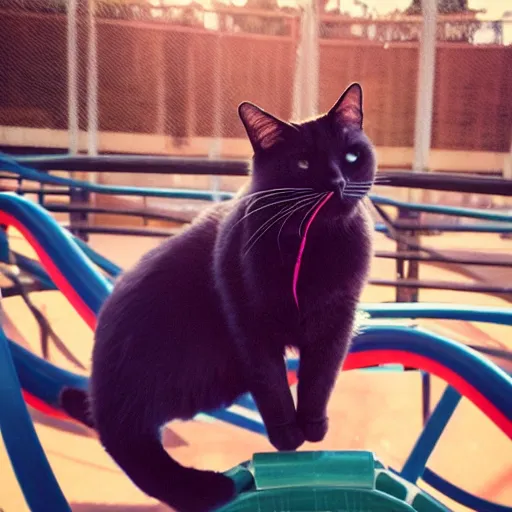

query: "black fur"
xmin=60 ymin=83 xmax=376 ymax=512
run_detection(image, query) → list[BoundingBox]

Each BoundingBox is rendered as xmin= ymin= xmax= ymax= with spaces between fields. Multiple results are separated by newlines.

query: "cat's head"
xmin=238 ymin=83 xmax=376 ymax=216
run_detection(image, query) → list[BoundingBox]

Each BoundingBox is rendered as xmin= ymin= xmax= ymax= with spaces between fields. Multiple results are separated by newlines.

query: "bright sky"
xmin=330 ymin=0 xmax=510 ymax=18
xmin=148 ymin=0 xmax=512 ymax=43
xmin=153 ymin=0 xmax=511 ymax=18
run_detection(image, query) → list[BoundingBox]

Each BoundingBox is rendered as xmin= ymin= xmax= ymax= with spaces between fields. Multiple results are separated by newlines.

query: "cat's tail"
xmin=59 ymin=387 xmax=95 ymax=429
xmin=59 ymin=386 xmax=235 ymax=511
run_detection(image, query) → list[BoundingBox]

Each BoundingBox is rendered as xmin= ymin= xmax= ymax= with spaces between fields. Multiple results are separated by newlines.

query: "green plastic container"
xmin=216 ymin=450 xmax=452 ymax=512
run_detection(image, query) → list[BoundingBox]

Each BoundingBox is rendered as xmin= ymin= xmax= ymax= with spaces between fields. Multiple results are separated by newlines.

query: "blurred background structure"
xmin=1 ymin=1 xmax=512 ymax=511
xmin=0 ymin=0 xmax=510 ymax=173
xmin=1 ymin=0 xmax=511 ymax=219
xmin=1 ymin=0 xmax=511 ymax=220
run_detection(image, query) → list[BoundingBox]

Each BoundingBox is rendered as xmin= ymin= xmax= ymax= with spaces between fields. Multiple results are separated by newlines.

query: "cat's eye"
xmin=298 ymin=159 xmax=309 ymax=170
xmin=345 ymin=151 xmax=359 ymax=164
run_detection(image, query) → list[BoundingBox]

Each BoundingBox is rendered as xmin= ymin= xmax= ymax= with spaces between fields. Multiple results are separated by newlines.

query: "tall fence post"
xmin=68 ymin=0 xmax=88 ymax=240
xmin=81 ymin=0 xmax=99 ymax=237
xmin=67 ymin=0 xmax=79 ymax=155
xmin=292 ymin=0 xmax=319 ymax=120
xmin=413 ymin=0 xmax=437 ymax=183
xmin=87 ymin=0 xmax=99 ymax=158
xmin=399 ymin=0 xmax=438 ymax=302
xmin=209 ymin=32 xmax=223 ymax=202
xmin=156 ymin=31 xmax=166 ymax=137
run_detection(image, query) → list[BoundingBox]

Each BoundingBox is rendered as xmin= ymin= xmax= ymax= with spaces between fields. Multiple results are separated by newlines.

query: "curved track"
xmin=1 ymin=192 xmax=511 ymax=512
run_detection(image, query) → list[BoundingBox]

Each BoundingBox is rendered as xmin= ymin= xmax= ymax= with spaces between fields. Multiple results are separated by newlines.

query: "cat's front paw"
xmin=298 ymin=416 xmax=328 ymax=443
xmin=267 ymin=423 xmax=305 ymax=451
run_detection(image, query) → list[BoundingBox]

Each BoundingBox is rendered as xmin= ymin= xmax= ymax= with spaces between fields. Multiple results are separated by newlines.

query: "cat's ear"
xmin=328 ymin=83 xmax=363 ymax=129
xmin=238 ymin=102 xmax=294 ymax=152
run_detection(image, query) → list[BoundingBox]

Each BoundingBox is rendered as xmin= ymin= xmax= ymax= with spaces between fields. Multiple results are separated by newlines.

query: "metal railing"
xmin=1 ymin=152 xmax=512 ymax=301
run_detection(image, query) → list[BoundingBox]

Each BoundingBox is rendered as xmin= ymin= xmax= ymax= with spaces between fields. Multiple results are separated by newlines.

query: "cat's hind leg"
xmin=61 ymin=383 xmax=234 ymax=510
xmin=90 ymin=372 xmax=234 ymax=512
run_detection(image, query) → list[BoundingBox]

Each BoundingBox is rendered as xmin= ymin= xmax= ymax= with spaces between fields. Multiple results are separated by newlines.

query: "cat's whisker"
xmin=350 ymin=178 xmax=390 ymax=185
xmin=241 ymin=187 xmax=314 ymax=203
xmin=345 ymin=185 xmax=371 ymax=191
xmin=228 ymin=192 xmax=318 ymax=236
xmin=344 ymin=189 xmax=371 ymax=194
xmin=245 ymin=194 xmax=321 ymax=251
xmin=244 ymin=204 xmax=298 ymax=256
xmin=247 ymin=187 xmax=314 ymax=195
xmin=247 ymin=189 xmax=314 ymax=210
xmin=344 ymin=190 xmax=367 ymax=195
xmin=299 ymin=194 xmax=329 ymax=237
xmin=242 ymin=199 xmax=312 ymax=250
xmin=244 ymin=195 xmax=321 ymax=257
xmin=238 ymin=188 xmax=314 ymax=212
xmin=277 ymin=195 xmax=323 ymax=254
xmin=277 ymin=209 xmax=301 ymax=256
xmin=346 ymin=179 xmax=389 ymax=190
xmin=245 ymin=200 xmax=317 ymax=258
xmin=343 ymin=193 xmax=366 ymax=199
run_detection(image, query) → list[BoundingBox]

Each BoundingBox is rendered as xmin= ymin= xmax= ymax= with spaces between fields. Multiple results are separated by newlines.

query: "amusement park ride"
xmin=0 ymin=154 xmax=511 ymax=512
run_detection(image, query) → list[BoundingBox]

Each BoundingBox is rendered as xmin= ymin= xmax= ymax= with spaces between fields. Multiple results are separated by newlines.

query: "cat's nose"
xmin=329 ymin=160 xmax=345 ymax=191
xmin=332 ymin=178 xmax=346 ymax=202
xmin=331 ymin=177 xmax=346 ymax=192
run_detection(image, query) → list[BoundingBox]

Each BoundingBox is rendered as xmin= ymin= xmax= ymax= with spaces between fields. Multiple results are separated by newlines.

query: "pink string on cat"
xmin=292 ymin=191 xmax=334 ymax=309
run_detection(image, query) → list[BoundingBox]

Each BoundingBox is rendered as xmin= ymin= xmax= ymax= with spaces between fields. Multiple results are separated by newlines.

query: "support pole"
xmin=84 ymin=0 xmax=99 ymax=234
xmin=405 ymin=0 xmax=437 ymax=300
xmin=67 ymin=0 xmax=79 ymax=155
xmin=87 ymin=0 xmax=99 ymax=158
xmin=209 ymin=33 xmax=223 ymax=202
xmin=156 ymin=33 xmax=166 ymax=136
xmin=400 ymin=385 xmax=461 ymax=484
xmin=292 ymin=0 xmax=319 ymax=120
xmin=412 ymin=0 xmax=437 ymax=180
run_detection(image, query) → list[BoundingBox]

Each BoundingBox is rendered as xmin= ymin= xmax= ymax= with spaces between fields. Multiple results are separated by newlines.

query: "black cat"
xmin=60 ymin=83 xmax=376 ymax=512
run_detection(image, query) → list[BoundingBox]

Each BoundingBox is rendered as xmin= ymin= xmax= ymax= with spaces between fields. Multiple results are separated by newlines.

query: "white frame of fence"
xmin=1 ymin=0 xmax=510 ymax=178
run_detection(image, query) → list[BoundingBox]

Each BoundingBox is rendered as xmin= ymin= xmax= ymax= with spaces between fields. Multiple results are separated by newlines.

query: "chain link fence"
xmin=0 ymin=1 xmax=510 ymax=159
